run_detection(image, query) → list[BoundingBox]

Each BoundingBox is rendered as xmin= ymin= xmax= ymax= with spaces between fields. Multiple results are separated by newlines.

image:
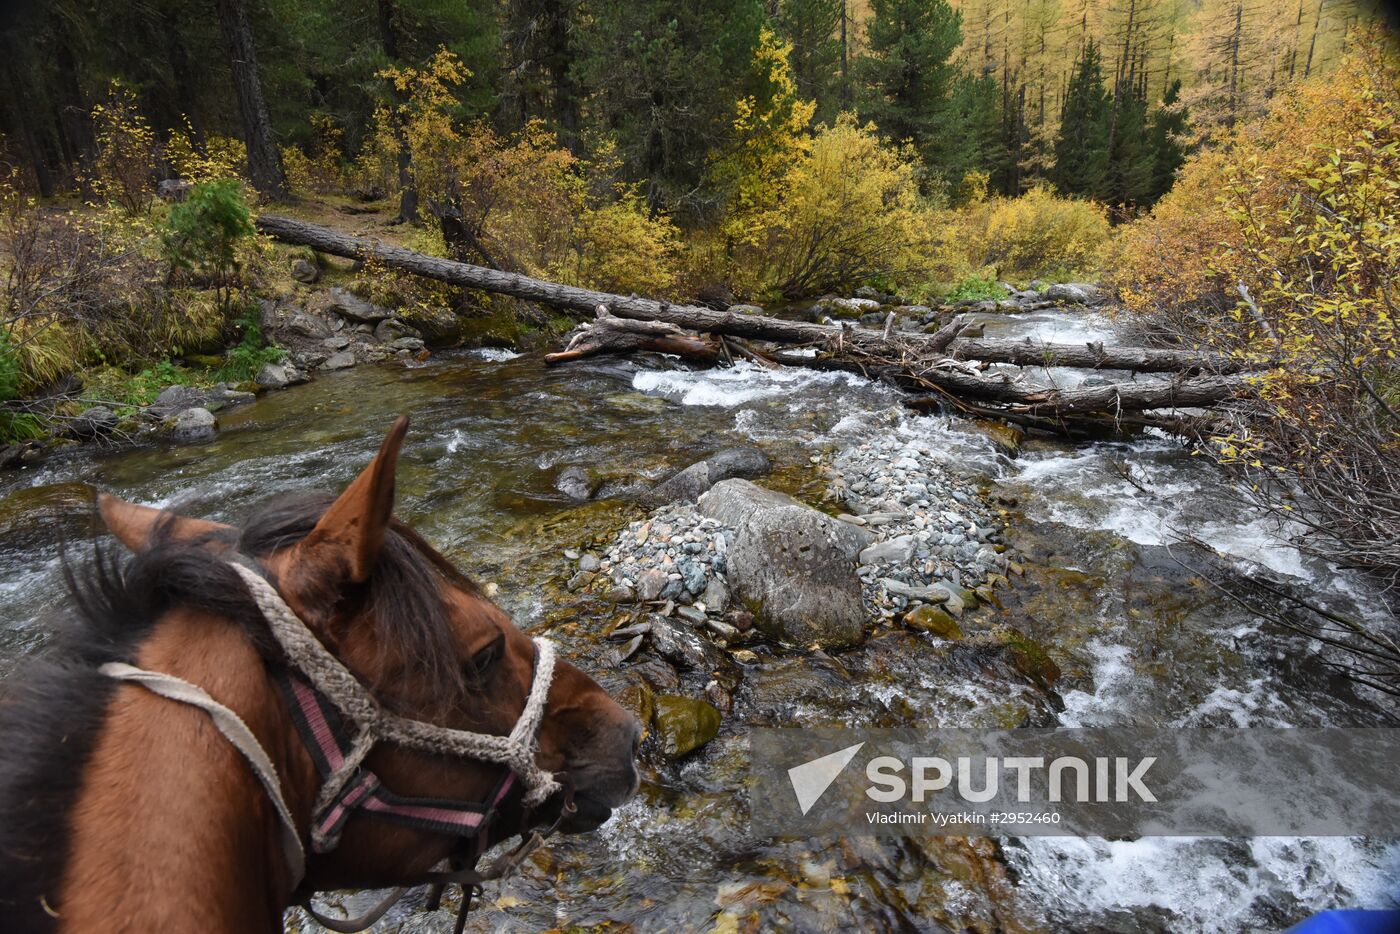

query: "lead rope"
xmin=98 ymin=661 xmax=307 ymax=888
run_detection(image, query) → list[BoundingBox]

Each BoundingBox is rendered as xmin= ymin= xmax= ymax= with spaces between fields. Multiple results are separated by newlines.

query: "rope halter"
xmin=103 ymin=557 xmax=563 ymax=892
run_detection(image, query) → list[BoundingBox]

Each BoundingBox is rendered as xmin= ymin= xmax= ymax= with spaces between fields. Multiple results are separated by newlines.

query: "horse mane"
xmin=0 ymin=490 xmax=489 ymax=931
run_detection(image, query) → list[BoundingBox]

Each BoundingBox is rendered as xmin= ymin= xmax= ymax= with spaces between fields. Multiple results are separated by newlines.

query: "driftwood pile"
xmin=256 ymin=213 xmax=1252 ymax=439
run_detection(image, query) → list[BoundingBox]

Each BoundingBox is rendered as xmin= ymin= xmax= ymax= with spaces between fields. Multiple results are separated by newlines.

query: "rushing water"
xmin=0 ymin=311 xmax=1396 ymax=932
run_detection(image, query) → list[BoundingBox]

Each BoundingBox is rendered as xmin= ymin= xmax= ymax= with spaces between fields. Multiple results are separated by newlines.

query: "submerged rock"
xmin=165 ymin=407 xmax=216 ymax=442
xmin=148 ymin=383 xmax=254 ymax=418
xmin=697 ymin=479 xmax=873 ymax=648
xmin=643 ymin=446 xmax=772 ymax=505
xmin=652 ymin=694 xmax=721 ymax=757
xmin=904 ymin=605 xmax=962 ymax=639
xmin=973 ymin=625 xmax=1061 ymax=690
xmin=555 ymin=465 xmax=596 ymax=501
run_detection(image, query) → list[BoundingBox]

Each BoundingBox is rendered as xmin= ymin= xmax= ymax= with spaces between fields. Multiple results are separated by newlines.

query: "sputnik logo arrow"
xmin=788 ymin=742 xmax=865 ymax=815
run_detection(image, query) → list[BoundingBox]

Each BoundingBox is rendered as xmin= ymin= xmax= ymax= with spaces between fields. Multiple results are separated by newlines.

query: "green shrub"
xmin=0 ymin=331 xmax=18 ymax=403
xmin=944 ymin=275 xmax=1008 ymax=302
xmin=161 ymin=179 xmax=255 ymax=293
xmin=219 ymin=306 xmax=282 ymax=381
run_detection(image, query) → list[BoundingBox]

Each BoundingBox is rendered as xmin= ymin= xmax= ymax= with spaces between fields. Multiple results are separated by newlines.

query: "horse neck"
xmin=58 ymin=608 xmax=317 ymax=933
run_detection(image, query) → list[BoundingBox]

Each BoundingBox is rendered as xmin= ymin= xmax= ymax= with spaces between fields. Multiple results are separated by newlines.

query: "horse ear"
xmin=296 ymin=415 xmax=410 ymax=585
xmin=97 ymin=493 xmax=233 ymax=552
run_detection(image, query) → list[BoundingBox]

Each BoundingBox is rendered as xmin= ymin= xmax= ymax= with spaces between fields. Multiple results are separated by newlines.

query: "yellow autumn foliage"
xmin=556 ymin=194 xmax=680 ymax=296
xmin=711 ymin=27 xmax=816 ymax=249
xmin=165 ymin=118 xmax=248 ymax=185
xmin=727 ymin=113 xmax=936 ymax=299
xmin=89 ymin=82 xmax=158 ymax=215
xmin=931 ymin=184 xmax=1110 ymax=287
xmin=368 ymin=49 xmax=680 ymax=297
xmin=281 ymin=114 xmax=347 ymax=194
xmin=1109 ymin=26 xmax=1400 ymax=583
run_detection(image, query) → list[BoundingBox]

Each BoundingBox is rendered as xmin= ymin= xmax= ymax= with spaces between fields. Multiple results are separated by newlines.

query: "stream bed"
xmin=0 ymin=309 xmax=1395 ymax=932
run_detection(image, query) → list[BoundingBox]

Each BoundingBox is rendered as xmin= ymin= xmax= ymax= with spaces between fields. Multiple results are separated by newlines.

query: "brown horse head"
xmin=1 ymin=416 xmax=639 ymax=931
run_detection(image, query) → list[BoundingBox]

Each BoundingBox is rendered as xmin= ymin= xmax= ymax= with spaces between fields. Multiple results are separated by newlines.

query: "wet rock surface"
xmin=164 ymin=406 xmax=217 ymax=442
xmin=697 ymin=478 xmax=871 ymax=647
xmin=828 ymin=435 xmax=1013 ymax=623
xmin=642 ymin=446 xmax=772 ymax=505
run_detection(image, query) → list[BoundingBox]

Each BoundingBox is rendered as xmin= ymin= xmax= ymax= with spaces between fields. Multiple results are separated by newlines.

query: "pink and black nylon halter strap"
xmin=275 ymin=670 xmax=517 ymax=853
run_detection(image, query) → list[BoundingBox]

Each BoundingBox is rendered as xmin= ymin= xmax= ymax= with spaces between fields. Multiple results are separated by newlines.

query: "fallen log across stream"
xmin=256 ymin=213 xmax=1253 ymax=437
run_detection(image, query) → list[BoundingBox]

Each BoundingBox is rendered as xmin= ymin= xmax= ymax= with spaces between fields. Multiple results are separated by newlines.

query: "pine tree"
xmin=1051 ymin=38 xmax=1111 ymax=198
xmin=500 ymin=0 xmax=582 ymax=151
xmin=213 ymin=0 xmax=287 ymax=198
xmin=934 ymin=72 xmax=1002 ymax=197
xmin=774 ymin=0 xmax=844 ymax=122
xmin=1105 ymin=84 xmax=1152 ymax=206
xmin=855 ymin=0 xmax=963 ymax=167
xmin=574 ymin=0 xmax=765 ymax=214
xmin=1145 ymin=78 xmax=1189 ymax=204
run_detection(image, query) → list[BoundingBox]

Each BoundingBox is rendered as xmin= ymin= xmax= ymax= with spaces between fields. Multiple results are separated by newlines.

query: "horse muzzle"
xmin=557 ymin=713 xmax=643 ymax=833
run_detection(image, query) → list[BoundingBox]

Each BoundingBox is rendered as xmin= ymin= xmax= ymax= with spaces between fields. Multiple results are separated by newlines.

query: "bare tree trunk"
xmin=256 ymin=213 xmax=1252 ymax=424
xmin=1227 ymin=0 xmax=1243 ymax=130
xmin=0 ymin=41 xmax=55 ymax=197
xmin=840 ymin=0 xmax=850 ymax=108
xmin=1304 ymin=0 xmax=1324 ymax=79
xmin=214 ymin=0 xmax=287 ymax=199
xmin=377 ymin=0 xmax=417 ymax=222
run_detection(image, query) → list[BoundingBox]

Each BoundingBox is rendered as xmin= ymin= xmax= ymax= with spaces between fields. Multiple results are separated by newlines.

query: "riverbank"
xmin=0 ymin=267 xmax=1107 ymax=472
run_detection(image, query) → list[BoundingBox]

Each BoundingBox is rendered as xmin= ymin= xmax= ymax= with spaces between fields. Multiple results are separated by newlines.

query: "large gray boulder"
xmin=165 ymin=407 xmax=217 ymax=442
xmin=697 ymin=479 xmax=874 ymax=648
xmin=374 ymin=317 xmax=422 ymax=344
xmin=67 ymin=406 xmax=118 ymax=439
xmin=290 ymin=258 xmax=320 ymax=284
xmin=328 ymin=287 xmax=393 ymax=323
xmin=255 ymin=360 xmax=308 ymax=389
xmin=644 ymin=446 xmax=772 ymax=505
xmin=1043 ymin=282 xmax=1106 ymax=306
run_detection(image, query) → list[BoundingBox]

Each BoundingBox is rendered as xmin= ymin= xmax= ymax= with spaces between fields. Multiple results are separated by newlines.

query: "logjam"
xmin=256 ymin=214 xmax=1252 ymax=436
xmin=544 ymin=308 xmax=719 ymax=364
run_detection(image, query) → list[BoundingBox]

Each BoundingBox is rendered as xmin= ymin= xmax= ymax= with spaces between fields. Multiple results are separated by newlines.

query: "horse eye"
xmin=469 ymin=631 xmax=505 ymax=676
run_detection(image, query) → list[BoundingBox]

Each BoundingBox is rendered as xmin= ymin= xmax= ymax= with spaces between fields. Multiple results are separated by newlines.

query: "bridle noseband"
xmin=100 ymin=557 xmax=574 ymax=932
